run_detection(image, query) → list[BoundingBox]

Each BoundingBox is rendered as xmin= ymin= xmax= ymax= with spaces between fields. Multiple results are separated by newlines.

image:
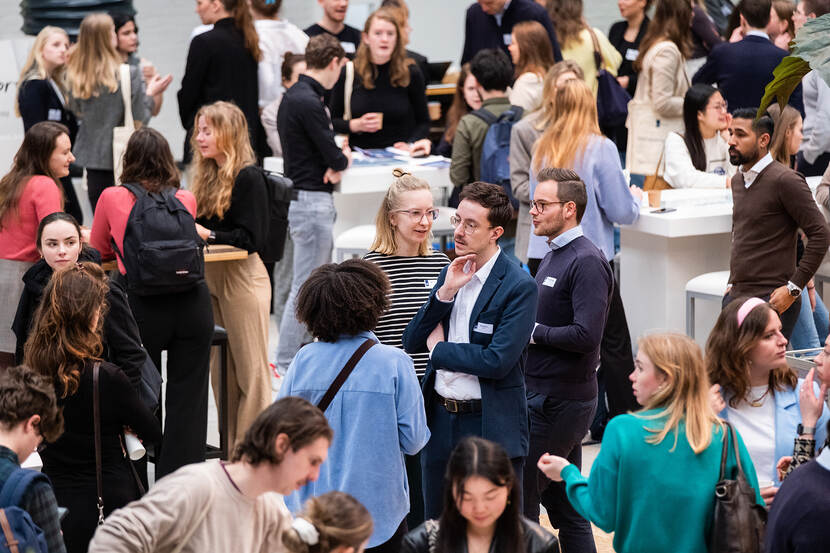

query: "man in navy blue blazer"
xmin=692 ymin=0 xmax=803 ymax=114
xmin=460 ymin=0 xmax=563 ymax=65
xmin=403 ymin=182 xmax=538 ymax=520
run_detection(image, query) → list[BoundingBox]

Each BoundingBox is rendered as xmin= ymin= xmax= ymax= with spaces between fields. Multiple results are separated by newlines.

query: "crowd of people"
xmin=1 ymin=0 xmax=830 ymax=552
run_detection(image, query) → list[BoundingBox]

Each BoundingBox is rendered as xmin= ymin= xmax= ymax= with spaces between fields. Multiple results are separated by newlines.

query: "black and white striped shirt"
xmin=364 ymin=250 xmax=451 ymax=377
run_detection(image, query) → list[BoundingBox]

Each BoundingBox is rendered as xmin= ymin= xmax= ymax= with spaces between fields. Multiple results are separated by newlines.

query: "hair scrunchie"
xmin=291 ymin=517 xmax=320 ymax=545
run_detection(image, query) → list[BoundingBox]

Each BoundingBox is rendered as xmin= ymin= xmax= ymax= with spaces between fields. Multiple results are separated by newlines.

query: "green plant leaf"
xmin=757 ymin=56 xmax=812 ymax=118
xmin=757 ymin=13 xmax=830 ymax=119
xmin=791 ymin=14 xmax=830 ymax=89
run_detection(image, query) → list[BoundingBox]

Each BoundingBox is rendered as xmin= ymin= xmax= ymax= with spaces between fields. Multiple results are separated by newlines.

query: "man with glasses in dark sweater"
xmin=523 ymin=168 xmax=613 ymax=553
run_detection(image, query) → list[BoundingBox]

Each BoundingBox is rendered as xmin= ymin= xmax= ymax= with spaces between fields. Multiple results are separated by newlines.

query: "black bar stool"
xmin=206 ymin=325 xmax=229 ymax=460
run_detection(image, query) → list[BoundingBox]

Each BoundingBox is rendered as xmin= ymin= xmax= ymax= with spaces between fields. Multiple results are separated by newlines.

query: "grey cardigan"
xmin=510 ymin=112 xmax=542 ymax=263
xmin=70 ymin=64 xmax=151 ymax=170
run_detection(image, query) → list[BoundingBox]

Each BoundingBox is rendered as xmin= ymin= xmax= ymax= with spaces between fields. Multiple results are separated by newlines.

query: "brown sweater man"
xmin=725 ymin=108 xmax=830 ymax=338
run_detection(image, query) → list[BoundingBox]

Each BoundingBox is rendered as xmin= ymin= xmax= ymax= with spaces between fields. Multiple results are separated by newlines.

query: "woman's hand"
xmin=349 ymin=112 xmax=382 ymax=133
xmin=760 ymin=485 xmax=778 ymax=506
xmin=537 ymin=453 xmax=570 ymax=482
xmin=709 ymin=384 xmax=726 ymax=414
xmin=776 ymin=456 xmax=792 ymax=482
xmin=145 ymin=73 xmax=173 ymax=97
xmin=798 ymin=368 xmax=827 ymax=433
xmin=409 ymin=139 xmax=432 ymax=157
xmin=194 ymin=223 xmax=211 ymax=242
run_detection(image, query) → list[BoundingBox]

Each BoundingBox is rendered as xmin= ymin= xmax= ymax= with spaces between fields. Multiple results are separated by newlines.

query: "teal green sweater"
xmin=561 ymin=411 xmax=764 ymax=553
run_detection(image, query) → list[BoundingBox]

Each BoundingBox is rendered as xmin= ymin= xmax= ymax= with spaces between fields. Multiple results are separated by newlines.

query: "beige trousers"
xmin=204 ymin=253 xmax=272 ymax=447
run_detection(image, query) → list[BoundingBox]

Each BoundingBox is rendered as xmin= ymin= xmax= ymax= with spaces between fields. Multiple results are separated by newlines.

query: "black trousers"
xmin=523 ymin=391 xmax=597 ymax=553
xmin=86 ymin=168 xmax=114 ymax=213
xmin=797 ymin=151 xmax=830 ymax=178
xmin=128 ymin=281 xmax=214 ymax=478
xmin=600 ymin=261 xmax=638 ymax=417
xmin=722 ymin=290 xmax=801 ymax=341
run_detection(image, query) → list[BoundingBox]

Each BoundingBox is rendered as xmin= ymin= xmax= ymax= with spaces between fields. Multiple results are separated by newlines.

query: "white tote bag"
xmin=112 ymin=64 xmax=135 ymax=185
xmin=625 ymin=43 xmax=688 ymax=175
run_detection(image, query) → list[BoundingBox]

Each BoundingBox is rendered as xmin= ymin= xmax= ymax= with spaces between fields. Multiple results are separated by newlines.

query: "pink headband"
xmin=737 ymin=297 xmax=766 ymax=327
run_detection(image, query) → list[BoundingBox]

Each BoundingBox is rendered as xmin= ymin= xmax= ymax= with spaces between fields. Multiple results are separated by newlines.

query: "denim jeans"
xmin=275 ymin=190 xmax=335 ymax=373
xmin=790 ymin=286 xmax=830 ymax=350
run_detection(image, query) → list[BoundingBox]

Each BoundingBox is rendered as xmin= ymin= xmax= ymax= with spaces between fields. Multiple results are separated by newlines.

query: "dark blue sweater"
xmin=460 ymin=0 xmax=563 ymax=64
xmin=765 ymin=458 xmax=830 ymax=553
xmin=526 ymin=235 xmax=612 ymax=400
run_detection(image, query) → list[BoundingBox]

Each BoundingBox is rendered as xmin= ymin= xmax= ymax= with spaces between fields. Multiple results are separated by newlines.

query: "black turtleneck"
xmin=329 ymin=62 xmax=429 ymax=149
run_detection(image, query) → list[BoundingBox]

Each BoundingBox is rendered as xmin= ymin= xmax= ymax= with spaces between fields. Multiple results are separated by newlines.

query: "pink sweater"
xmin=0 ymin=176 xmax=62 ymax=262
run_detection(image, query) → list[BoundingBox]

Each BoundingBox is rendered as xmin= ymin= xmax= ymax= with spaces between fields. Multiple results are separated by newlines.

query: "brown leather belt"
xmin=437 ymin=393 xmax=482 ymax=414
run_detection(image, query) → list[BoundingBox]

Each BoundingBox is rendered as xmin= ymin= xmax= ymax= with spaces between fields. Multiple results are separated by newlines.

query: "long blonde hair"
xmin=533 ymin=60 xmax=585 ymax=130
xmin=15 ymin=26 xmax=70 ymax=116
xmin=371 ymin=168 xmax=433 ymax=256
xmin=766 ymin=103 xmax=801 ymax=166
xmin=532 ymin=79 xmax=599 ymax=171
xmin=636 ymin=333 xmax=721 ymax=454
xmin=354 ymin=8 xmax=412 ymax=89
xmin=190 ymin=101 xmax=256 ymax=219
xmin=66 ymin=13 xmax=122 ymax=100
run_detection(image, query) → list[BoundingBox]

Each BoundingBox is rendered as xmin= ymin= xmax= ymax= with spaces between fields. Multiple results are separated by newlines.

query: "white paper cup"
xmin=21 ymin=451 xmax=42 ymax=471
xmin=124 ymin=432 xmax=146 ymax=461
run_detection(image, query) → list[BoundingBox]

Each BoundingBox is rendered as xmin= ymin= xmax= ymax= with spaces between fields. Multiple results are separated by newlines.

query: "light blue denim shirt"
xmin=277 ymin=331 xmax=430 ymax=547
xmin=528 ymin=135 xmax=640 ymax=261
xmin=719 ymin=378 xmax=830 ymax=485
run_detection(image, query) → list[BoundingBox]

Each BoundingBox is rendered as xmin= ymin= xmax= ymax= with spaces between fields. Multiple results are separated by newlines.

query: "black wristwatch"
xmin=797 ymin=423 xmax=816 ymax=436
xmin=208 ymin=230 xmax=216 ymax=244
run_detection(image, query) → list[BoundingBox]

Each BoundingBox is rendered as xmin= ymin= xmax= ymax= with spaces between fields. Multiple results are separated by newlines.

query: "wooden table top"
xmin=101 ymin=244 xmax=248 ymax=271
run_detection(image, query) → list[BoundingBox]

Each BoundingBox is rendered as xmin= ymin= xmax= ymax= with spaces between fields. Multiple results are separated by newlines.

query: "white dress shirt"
xmin=741 ymin=152 xmax=774 ymax=188
xmin=434 ymin=248 xmax=501 ymax=400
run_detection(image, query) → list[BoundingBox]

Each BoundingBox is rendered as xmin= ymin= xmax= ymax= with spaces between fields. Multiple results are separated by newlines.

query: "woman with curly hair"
xmin=191 ymin=101 xmax=271 ymax=449
xmin=278 ymin=259 xmax=429 ymax=553
xmin=24 ymin=262 xmax=160 ymax=553
xmin=329 ymin=7 xmax=431 ymax=155
xmin=706 ymin=297 xmax=830 ymax=506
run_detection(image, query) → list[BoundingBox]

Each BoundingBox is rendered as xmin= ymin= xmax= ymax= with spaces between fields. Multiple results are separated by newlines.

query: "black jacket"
xmin=401 ymin=518 xmax=559 ymax=553
xmin=460 ymin=0 xmax=562 ymax=64
xmin=177 ymin=18 xmax=267 ymax=161
xmin=12 ymin=247 xmax=145 ymax=391
xmin=17 ymin=79 xmax=78 ymax=142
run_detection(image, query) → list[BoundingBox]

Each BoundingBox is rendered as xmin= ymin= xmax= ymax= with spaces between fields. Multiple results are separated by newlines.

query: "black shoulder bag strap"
xmin=316 ymin=339 xmax=375 ymax=413
xmin=93 ymin=361 xmax=105 ymax=526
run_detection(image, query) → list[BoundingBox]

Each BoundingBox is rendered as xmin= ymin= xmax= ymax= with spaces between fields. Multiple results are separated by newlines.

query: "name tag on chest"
xmin=625 ymin=48 xmax=639 ymax=61
xmin=424 ymin=279 xmax=437 ymax=289
xmin=473 ymin=322 xmax=494 ymax=334
xmin=543 ymin=276 xmax=557 ymax=288
xmin=47 ymin=108 xmax=62 ymax=121
xmin=503 ymin=33 xmax=512 ymax=45
xmin=341 ymin=41 xmax=356 ymax=54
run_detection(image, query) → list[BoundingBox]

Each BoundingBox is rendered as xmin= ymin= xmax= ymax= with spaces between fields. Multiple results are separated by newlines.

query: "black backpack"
xmin=112 ymin=182 xmax=205 ymax=296
xmin=258 ymin=169 xmax=293 ymax=264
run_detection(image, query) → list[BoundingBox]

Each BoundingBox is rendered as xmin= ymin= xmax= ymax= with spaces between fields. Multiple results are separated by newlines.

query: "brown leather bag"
xmin=710 ymin=421 xmax=767 ymax=553
xmin=643 ymin=149 xmax=672 ymax=191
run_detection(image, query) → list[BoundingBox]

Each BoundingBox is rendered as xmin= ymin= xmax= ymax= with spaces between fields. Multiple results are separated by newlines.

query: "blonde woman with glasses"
xmin=66 ymin=13 xmax=169 ymax=211
xmin=191 ymin=101 xmax=271 ymax=448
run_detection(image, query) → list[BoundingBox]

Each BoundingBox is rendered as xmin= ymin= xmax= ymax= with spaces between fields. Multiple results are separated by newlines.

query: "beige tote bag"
xmin=625 ymin=42 xmax=688 ymax=175
xmin=113 ymin=64 xmax=135 ymax=185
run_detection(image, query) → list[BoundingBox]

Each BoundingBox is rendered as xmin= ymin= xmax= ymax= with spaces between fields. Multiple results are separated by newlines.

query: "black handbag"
xmin=587 ymin=27 xmax=631 ymax=129
xmin=710 ymin=421 xmax=767 ymax=553
xmin=138 ymin=354 xmax=162 ymax=414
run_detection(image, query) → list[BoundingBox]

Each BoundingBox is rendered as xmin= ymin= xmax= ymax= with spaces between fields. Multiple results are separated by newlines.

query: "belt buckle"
xmin=445 ymin=398 xmax=459 ymax=413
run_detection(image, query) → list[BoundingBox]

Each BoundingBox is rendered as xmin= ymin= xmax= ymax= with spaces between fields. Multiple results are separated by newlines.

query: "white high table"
xmin=263 ymin=157 xmax=453 ymax=238
xmin=621 ymin=178 xmax=824 ymax=348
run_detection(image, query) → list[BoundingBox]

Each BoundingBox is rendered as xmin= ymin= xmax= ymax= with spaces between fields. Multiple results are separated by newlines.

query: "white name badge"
xmin=341 ymin=41 xmax=356 ymax=54
xmin=503 ymin=33 xmax=512 ymax=45
xmin=543 ymin=276 xmax=557 ymax=288
xmin=473 ymin=322 xmax=494 ymax=334
xmin=424 ymin=279 xmax=437 ymax=289
xmin=47 ymin=108 xmax=62 ymax=121
xmin=625 ymin=48 xmax=639 ymax=61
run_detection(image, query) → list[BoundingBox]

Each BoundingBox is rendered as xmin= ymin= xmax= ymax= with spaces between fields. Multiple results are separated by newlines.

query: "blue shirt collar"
xmin=548 ymin=225 xmax=583 ymax=250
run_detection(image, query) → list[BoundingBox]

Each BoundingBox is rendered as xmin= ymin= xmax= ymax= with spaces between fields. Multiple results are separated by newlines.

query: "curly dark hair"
xmin=0 ymin=365 xmax=64 ymax=443
xmin=296 ymin=259 xmax=390 ymax=343
xmin=459 ymin=181 xmax=513 ymax=229
xmin=232 ymin=396 xmax=333 ymax=466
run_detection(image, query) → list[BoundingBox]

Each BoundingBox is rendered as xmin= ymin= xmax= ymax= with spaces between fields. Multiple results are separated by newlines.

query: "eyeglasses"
xmin=449 ymin=215 xmax=492 ymax=235
xmin=709 ymin=100 xmax=728 ymax=112
xmin=530 ymin=200 xmax=567 ymax=214
xmin=393 ymin=209 xmax=439 ymax=222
